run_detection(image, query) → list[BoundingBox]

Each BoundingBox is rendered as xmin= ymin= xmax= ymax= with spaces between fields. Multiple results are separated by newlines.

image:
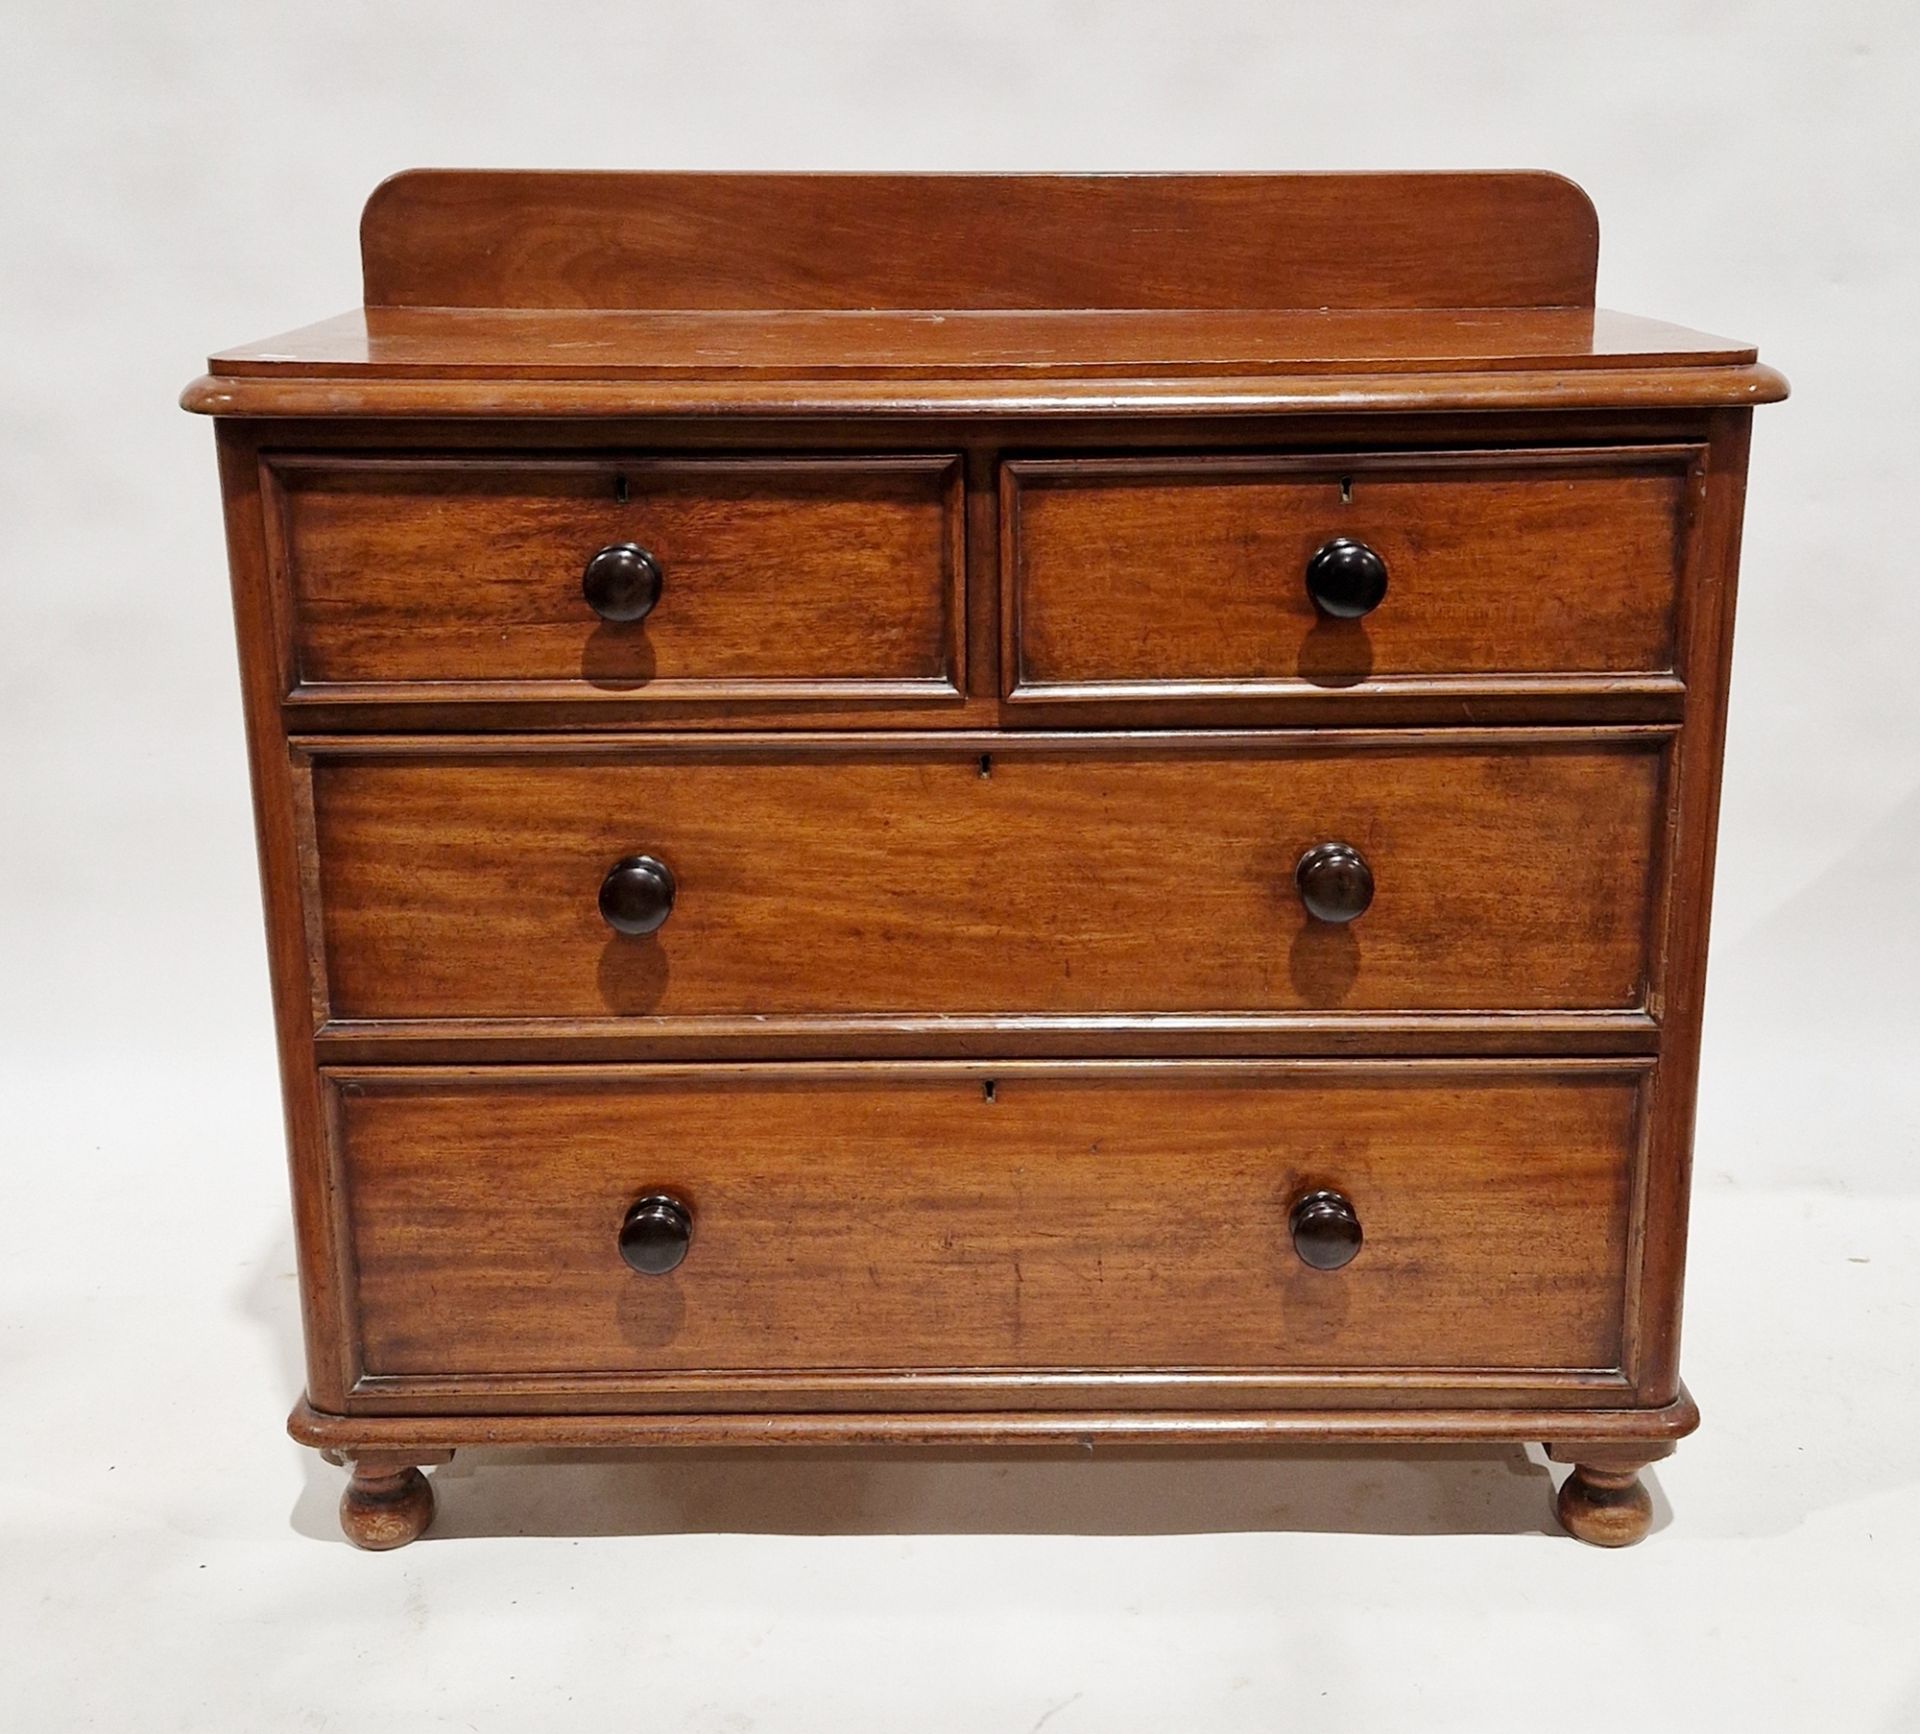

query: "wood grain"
xmin=330 ymin=1062 xmax=1641 ymax=1379
xmin=267 ymin=454 xmax=963 ymax=697
xmin=302 ymin=732 xmax=1668 ymax=1023
xmin=1627 ymin=409 xmax=1756 ymax=1402
xmin=211 ymin=428 xmax=358 ymax=1409
xmin=358 ymin=171 xmax=1601 ymax=312
xmin=310 ymin=1010 xmax=1662 ymax=1067
xmin=291 ymin=1385 xmax=1699 ymax=1449
xmin=183 ymin=364 xmax=1788 ymax=421
xmin=1006 ymin=449 xmax=1692 ymax=697
xmin=204 ymin=306 xmax=1758 ymax=380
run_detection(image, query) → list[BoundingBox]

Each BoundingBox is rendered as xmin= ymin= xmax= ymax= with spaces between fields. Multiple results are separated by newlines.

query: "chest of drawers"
xmin=185 ymin=170 xmax=1783 ymax=1549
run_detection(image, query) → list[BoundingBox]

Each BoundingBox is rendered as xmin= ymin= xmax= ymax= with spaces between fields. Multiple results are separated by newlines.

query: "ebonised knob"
xmin=1290 ymin=1189 xmax=1362 ymax=1271
xmin=1304 ymin=537 xmax=1388 ymax=619
xmin=598 ymin=854 xmax=676 ymax=935
xmin=1295 ymin=841 xmax=1374 ymax=924
xmin=583 ymin=542 xmax=663 ymax=623
xmin=619 ymin=1192 xmax=693 ymax=1275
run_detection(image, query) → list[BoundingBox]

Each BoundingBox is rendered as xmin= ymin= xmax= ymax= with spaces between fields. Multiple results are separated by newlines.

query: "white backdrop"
xmin=4 ymin=4 xmax=1916 ymax=1730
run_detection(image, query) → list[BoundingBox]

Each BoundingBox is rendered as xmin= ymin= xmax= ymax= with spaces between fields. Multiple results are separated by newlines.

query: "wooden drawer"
xmin=265 ymin=454 xmax=965 ymax=702
xmin=303 ymin=731 xmax=1666 ymax=1028
xmin=330 ymin=1062 xmax=1642 ymax=1384
xmin=1002 ymin=448 xmax=1695 ymax=703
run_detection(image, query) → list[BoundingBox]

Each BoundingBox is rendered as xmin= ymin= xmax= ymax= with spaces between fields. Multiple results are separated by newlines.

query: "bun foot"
xmin=1554 ymin=1461 xmax=1654 ymax=1547
xmin=1544 ymin=1440 xmax=1670 ymax=1546
xmin=340 ymin=1460 xmax=438 ymax=1550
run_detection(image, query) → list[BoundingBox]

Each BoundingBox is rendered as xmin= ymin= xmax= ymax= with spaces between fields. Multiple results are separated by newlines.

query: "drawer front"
xmin=267 ymin=454 xmax=964 ymax=699
xmin=306 ymin=734 xmax=1665 ymax=1024
xmin=332 ymin=1063 xmax=1640 ymax=1380
xmin=1004 ymin=449 xmax=1694 ymax=699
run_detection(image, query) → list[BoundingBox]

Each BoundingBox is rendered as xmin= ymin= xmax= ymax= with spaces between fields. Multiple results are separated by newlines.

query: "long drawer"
xmin=302 ymin=732 xmax=1667 ymax=1026
xmin=330 ymin=1062 xmax=1643 ymax=1383
xmin=265 ymin=453 xmax=965 ymax=700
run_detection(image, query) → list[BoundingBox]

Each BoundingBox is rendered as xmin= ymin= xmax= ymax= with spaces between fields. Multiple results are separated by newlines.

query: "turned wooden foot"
xmin=338 ymin=1452 xmax=450 ymax=1550
xmin=1554 ymin=1462 xmax=1653 ymax=1546
xmin=1544 ymin=1442 xmax=1668 ymax=1546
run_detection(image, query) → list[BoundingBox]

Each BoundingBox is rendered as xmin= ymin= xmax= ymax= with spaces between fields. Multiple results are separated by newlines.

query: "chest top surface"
xmin=183 ymin=170 xmax=1784 ymax=418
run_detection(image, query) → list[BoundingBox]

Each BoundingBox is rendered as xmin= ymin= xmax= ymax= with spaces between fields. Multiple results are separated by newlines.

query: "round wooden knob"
xmin=1295 ymin=841 xmax=1373 ymax=923
xmin=619 ymin=1192 xmax=693 ymax=1275
xmin=1290 ymin=1189 xmax=1362 ymax=1270
xmin=598 ymin=854 xmax=676 ymax=935
xmin=582 ymin=542 xmax=663 ymax=623
xmin=1304 ymin=537 xmax=1388 ymax=619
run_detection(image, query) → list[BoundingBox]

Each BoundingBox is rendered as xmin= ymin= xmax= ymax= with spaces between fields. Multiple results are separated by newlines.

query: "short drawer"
xmin=1003 ymin=448 xmax=1695 ymax=701
xmin=266 ymin=454 xmax=965 ymax=701
xmin=303 ymin=732 xmax=1666 ymax=1028
xmin=331 ymin=1062 xmax=1641 ymax=1382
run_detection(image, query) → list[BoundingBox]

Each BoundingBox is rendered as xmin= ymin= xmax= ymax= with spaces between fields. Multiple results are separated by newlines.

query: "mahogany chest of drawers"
xmin=185 ymin=171 xmax=1783 ymax=1548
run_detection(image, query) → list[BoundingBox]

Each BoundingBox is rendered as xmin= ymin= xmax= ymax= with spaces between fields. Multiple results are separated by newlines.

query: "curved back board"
xmin=360 ymin=171 xmax=1598 ymax=313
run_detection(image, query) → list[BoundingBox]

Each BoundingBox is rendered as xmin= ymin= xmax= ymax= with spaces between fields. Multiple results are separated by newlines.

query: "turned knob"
xmin=583 ymin=542 xmax=663 ymax=623
xmin=598 ymin=854 xmax=676 ymax=935
xmin=1304 ymin=537 xmax=1388 ymax=619
xmin=1290 ymin=1189 xmax=1362 ymax=1270
xmin=619 ymin=1192 xmax=693 ymax=1274
xmin=1295 ymin=841 xmax=1373 ymax=923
